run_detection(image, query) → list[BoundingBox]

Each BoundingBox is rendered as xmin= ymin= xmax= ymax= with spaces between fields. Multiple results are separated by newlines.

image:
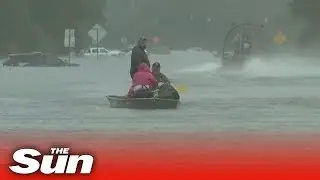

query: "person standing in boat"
xmin=130 ymin=37 xmax=150 ymax=79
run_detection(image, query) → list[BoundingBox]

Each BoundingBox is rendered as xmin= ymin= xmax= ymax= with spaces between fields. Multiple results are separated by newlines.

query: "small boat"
xmin=106 ymin=95 xmax=180 ymax=109
xmin=219 ymin=23 xmax=264 ymax=70
xmin=219 ymin=54 xmax=249 ymax=71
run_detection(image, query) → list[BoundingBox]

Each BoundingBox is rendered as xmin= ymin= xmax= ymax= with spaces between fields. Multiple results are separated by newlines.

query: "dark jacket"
xmin=157 ymin=83 xmax=180 ymax=100
xmin=130 ymin=45 xmax=150 ymax=77
xmin=153 ymin=73 xmax=170 ymax=84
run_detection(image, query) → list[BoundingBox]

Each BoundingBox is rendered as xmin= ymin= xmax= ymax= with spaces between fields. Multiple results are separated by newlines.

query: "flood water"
xmin=1 ymin=51 xmax=320 ymax=135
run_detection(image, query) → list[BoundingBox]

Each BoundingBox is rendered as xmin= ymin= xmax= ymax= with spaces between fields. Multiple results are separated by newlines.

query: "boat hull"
xmin=106 ymin=95 xmax=180 ymax=109
xmin=219 ymin=55 xmax=249 ymax=71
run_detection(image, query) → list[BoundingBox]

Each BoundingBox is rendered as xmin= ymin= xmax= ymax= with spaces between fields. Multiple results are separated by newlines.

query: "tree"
xmin=289 ymin=0 xmax=320 ymax=46
xmin=0 ymin=0 xmax=106 ymax=54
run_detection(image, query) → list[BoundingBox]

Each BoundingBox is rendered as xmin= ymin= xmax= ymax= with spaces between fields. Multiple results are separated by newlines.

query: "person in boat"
xmin=151 ymin=62 xmax=170 ymax=84
xmin=242 ymin=35 xmax=252 ymax=56
xmin=130 ymin=36 xmax=150 ymax=79
xmin=151 ymin=62 xmax=180 ymax=100
xmin=128 ymin=63 xmax=158 ymax=98
xmin=233 ymin=50 xmax=240 ymax=57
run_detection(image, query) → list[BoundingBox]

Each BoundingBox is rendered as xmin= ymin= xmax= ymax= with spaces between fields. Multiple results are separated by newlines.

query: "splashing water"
xmin=174 ymin=53 xmax=320 ymax=79
xmin=176 ymin=62 xmax=220 ymax=74
xmin=242 ymin=56 xmax=320 ymax=78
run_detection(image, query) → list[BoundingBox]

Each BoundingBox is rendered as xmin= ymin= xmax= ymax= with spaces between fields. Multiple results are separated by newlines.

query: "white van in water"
xmin=186 ymin=47 xmax=203 ymax=52
xmin=84 ymin=47 xmax=124 ymax=57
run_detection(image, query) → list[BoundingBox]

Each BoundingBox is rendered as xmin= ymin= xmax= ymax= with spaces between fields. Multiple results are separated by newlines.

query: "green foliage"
xmin=289 ymin=0 xmax=320 ymax=21
xmin=0 ymin=0 xmax=106 ymax=54
xmin=289 ymin=0 xmax=320 ymax=46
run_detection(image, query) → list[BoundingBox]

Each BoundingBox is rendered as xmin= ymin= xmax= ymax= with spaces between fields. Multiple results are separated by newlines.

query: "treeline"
xmin=105 ymin=0 xmax=234 ymax=49
xmin=105 ymin=0 xmax=292 ymax=50
xmin=105 ymin=0 xmax=320 ymax=49
xmin=0 ymin=0 xmax=106 ymax=54
xmin=1 ymin=0 xmax=319 ymax=54
xmin=289 ymin=0 xmax=320 ymax=47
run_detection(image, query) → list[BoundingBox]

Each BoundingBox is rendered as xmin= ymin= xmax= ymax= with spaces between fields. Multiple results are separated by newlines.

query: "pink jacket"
xmin=128 ymin=63 xmax=158 ymax=96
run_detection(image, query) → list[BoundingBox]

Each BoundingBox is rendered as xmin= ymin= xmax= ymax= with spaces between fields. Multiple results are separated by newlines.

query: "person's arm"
xmin=136 ymin=48 xmax=150 ymax=67
xmin=149 ymin=74 xmax=158 ymax=87
xmin=145 ymin=59 xmax=150 ymax=67
xmin=142 ymin=52 xmax=150 ymax=67
xmin=146 ymin=54 xmax=150 ymax=67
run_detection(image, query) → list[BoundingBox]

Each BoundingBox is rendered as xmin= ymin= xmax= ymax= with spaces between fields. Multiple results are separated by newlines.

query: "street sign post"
xmin=88 ymin=24 xmax=107 ymax=60
xmin=64 ymin=29 xmax=75 ymax=63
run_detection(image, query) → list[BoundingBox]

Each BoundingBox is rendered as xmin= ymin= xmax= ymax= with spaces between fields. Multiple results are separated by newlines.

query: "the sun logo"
xmin=9 ymin=148 xmax=94 ymax=174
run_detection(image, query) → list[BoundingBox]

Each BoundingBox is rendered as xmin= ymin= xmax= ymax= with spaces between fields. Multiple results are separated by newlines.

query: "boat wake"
xmin=174 ymin=54 xmax=320 ymax=79
xmin=242 ymin=57 xmax=320 ymax=78
xmin=176 ymin=62 xmax=220 ymax=74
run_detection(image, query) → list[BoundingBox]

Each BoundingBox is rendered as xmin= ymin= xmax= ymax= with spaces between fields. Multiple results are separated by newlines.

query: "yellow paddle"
xmin=174 ymin=85 xmax=188 ymax=93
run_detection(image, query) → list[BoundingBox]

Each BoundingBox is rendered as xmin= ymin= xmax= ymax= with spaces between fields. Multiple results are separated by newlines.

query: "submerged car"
xmin=2 ymin=52 xmax=79 ymax=67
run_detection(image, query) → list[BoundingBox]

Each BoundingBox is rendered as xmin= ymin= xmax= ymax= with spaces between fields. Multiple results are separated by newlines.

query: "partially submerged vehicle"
xmin=2 ymin=52 xmax=79 ymax=67
xmin=84 ymin=47 xmax=125 ymax=57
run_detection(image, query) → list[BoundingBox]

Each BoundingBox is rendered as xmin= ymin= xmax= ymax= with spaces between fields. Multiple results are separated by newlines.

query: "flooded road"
xmin=1 ymin=51 xmax=320 ymax=134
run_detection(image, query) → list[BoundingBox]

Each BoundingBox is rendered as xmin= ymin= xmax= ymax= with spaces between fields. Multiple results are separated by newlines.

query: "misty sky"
xmin=106 ymin=0 xmax=292 ymax=24
xmin=103 ymin=0 xmax=295 ymax=48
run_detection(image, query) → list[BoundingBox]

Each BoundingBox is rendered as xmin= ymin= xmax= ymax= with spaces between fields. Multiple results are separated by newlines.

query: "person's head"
xmin=138 ymin=36 xmax=148 ymax=50
xmin=152 ymin=62 xmax=161 ymax=75
xmin=137 ymin=63 xmax=151 ymax=72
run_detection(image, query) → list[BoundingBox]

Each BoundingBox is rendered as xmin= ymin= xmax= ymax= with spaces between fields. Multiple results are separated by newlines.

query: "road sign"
xmin=64 ymin=29 xmax=75 ymax=63
xmin=273 ymin=31 xmax=287 ymax=44
xmin=88 ymin=24 xmax=107 ymax=43
xmin=64 ymin=29 xmax=75 ymax=47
